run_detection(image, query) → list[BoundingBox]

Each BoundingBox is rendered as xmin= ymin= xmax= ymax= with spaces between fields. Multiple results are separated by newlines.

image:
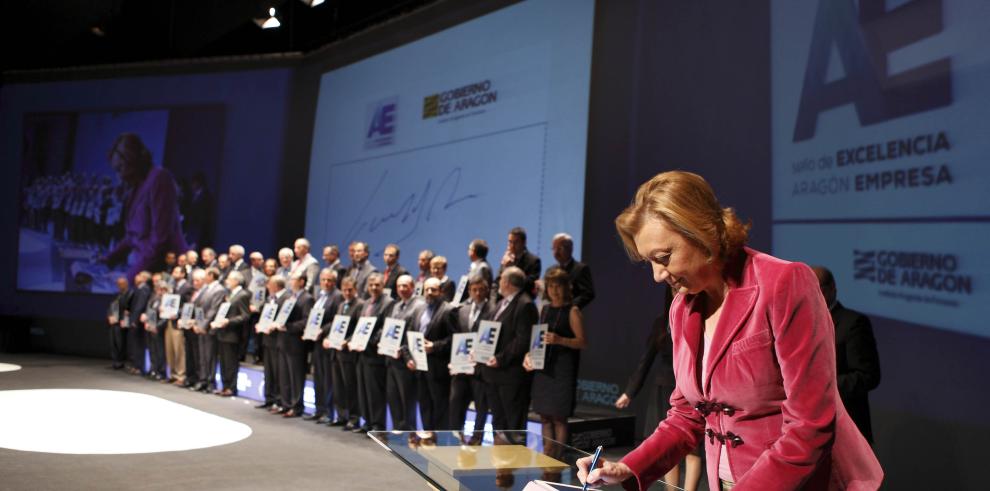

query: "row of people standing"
xmin=107 ymin=226 xmax=596 ymax=439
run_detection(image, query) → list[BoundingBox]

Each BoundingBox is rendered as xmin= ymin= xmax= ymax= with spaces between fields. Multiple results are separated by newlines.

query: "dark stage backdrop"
xmin=1 ymin=1 xmax=987 ymax=488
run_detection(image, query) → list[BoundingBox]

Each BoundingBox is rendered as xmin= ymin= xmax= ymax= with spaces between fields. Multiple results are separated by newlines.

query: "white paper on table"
xmin=348 ymin=316 xmax=377 ymax=352
xmin=256 ymin=303 xmax=277 ymax=333
xmin=326 ymin=315 xmax=350 ymax=350
xmin=160 ymin=294 xmax=180 ymax=319
xmin=450 ymin=332 xmax=475 ymax=375
xmin=406 ymin=331 xmax=429 ymax=371
xmin=377 ymin=318 xmax=406 ymax=358
xmin=529 ymin=323 xmax=549 ymax=370
xmin=274 ymin=296 xmax=296 ymax=327
xmin=473 ymin=320 xmax=501 ymax=364
xmin=302 ymin=308 xmax=325 ymax=341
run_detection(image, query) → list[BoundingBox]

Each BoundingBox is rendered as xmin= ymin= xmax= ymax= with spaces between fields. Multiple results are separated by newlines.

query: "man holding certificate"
xmin=308 ymin=268 xmax=344 ymax=424
xmin=213 ymin=270 xmax=251 ymax=397
xmin=273 ymin=273 xmax=314 ymax=418
xmin=352 ymin=272 xmax=395 ymax=433
xmin=412 ymin=277 xmax=457 ymax=431
xmin=256 ymin=275 xmax=287 ymax=411
xmin=329 ymin=276 xmax=365 ymax=430
xmin=192 ymin=268 xmax=226 ymax=393
xmin=480 ymin=266 xmax=538 ymax=433
xmin=450 ymin=274 xmax=495 ymax=436
xmin=383 ymin=274 xmax=425 ymax=431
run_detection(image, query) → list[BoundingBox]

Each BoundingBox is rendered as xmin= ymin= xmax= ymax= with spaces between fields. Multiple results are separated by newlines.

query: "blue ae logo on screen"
xmin=365 ymin=97 xmax=398 ymax=149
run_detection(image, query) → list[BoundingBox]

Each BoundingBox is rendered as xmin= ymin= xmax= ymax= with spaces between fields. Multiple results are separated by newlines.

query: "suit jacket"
xmin=128 ymin=284 xmax=151 ymax=327
xmin=386 ymin=296 xmax=426 ymax=364
xmin=233 ymin=259 xmax=252 ymax=286
xmin=498 ymin=249 xmax=541 ymax=297
xmin=347 ymin=261 xmax=377 ymax=299
xmin=560 ymin=259 xmax=596 ymax=309
xmin=357 ymin=294 xmax=395 ymax=362
xmin=334 ymin=297 xmax=366 ymax=362
xmin=197 ymin=282 xmax=227 ymax=335
xmin=314 ymin=289 xmax=345 ymax=342
xmin=111 ymin=289 xmax=132 ymax=322
xmin=414 ymin=300 xmax=457 ymax=379
xmin=831 ymin=302 xmax=880 ymax=443
xmin=174 ymin=279 xmax=193 ymax=303
xmin=479 ymin=291 xmax=538 ymax=385
xmin=144 ymin=295 xmax=167 ymax=331
xmin=291 ymin=254 xmax=320 ymax=295
xmin=621 ymin=248 xmax=882 ymax=491
xmin=456 ymin=298 xmax=494 ymax=334
xmin=460 ymin=260 xmax=493 ymax=303
xmin=218 ymin=287 xmax=251 ymax=344
xmin=438 ymin=277 xmax=456 ymax=303
xmin=382 ymin=264 xmax=410 ymax=298
xmin=262 ymin=290 xmax=290 ymax=347
xmin=277 ymin=290 xmax=314 ymax=354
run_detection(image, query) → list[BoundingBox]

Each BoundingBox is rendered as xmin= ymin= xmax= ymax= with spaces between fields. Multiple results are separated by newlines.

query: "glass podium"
xmin=369 ymin=430 xmax=683 ymax=491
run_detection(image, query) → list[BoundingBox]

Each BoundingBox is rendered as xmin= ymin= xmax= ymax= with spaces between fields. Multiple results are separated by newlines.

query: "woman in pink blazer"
xmin=578 ymin=171 xmax=883 ymax=490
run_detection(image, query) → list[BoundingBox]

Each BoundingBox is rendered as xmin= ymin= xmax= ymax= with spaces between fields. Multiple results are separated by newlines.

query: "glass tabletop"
xmin=368 ymin=430 xmax=683 ymax=491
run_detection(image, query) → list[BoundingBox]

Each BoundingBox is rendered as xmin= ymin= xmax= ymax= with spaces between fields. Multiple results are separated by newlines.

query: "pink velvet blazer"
xmin=621 ymin=248 xmax=883 ymax=490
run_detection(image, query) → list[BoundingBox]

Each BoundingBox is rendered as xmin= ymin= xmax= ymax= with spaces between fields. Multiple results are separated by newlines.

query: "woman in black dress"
xmin=524 ymin=266 xmax=587 ymax=451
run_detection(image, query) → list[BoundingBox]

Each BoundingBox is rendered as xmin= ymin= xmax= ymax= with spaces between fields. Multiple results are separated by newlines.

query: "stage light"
xmin=254 ymin=7 xmax=281 ymax=29
xmin=299 ymin=0 xmax=326 ymax=6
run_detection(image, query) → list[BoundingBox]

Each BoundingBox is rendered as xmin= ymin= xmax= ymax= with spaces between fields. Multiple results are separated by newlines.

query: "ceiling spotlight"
xmin=254 ymin=7 xmax=281 ymax=29
xmin=299 ymin=0 xmax=326 ymax=6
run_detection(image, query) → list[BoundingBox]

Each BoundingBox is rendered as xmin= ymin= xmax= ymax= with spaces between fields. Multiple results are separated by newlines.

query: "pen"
xmin=583 ymin=445 xmax=603 ymax=491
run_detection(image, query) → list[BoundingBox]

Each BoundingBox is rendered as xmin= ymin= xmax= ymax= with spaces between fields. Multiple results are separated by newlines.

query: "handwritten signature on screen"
xmin=344 ymin=166 xmax=480 ymax=245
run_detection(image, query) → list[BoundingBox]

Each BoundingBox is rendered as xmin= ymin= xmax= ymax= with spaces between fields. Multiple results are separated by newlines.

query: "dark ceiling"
xmin=3 ymin=0 xmax=439 ymax=72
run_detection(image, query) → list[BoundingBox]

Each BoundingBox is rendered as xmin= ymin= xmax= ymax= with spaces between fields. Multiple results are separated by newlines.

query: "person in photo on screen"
xmin=107 ymin=275 xmax=132 ymax=370
xmin=577 ymin=171 xmax=883 ymax=491
xmin=812 ymin=266 xmax=881 ymax=444
xmin=497 ymin=227 xmax=541 ymax=298
xmin=523 ymin=266 xmax=587 ymax=460
xmin=615 ymin=288 xmax=702 ymax=491
xmin=430 ymin=255 xmax=456 ymax=302
xmin=381 ymin=243 xmax=410 ymax=299
xmin=549 ymin=232 xmax=596 ymax=310
xmin=383 ymin=274 xmax=425 ymax=431
xmin=100 ymin=133 xmax=188 ymax=283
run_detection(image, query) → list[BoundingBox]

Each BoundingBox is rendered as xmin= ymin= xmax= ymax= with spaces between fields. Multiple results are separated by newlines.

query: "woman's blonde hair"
xmin=615 ymin=171 xmax=749 ymax=264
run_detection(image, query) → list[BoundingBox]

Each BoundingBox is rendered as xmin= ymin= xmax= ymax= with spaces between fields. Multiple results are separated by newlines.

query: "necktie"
xmin=470 ymin=304 xmax=480 ymax=326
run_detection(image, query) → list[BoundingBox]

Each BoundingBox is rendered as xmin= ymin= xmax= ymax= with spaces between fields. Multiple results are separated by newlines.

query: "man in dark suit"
xmin=107 ymin=276 xmax=131 ymax=370
xmin=450 ymin=274 xmax=494 ymax=435
xmin=180 ymin=268 xmax=202 ymax=388
xmin=322 ymin=245 xmax=348 ymax=288
xmin=497 ymin=227 xmax=541 ymax=298
xmin=307 ymin=268 xmax=344 ymax=424
xmin=193 ymin=267 xmax=226 ymax=393
xmin=814 ymin=266 xmax=881 ymax=443
xmin=256 ymin=275 xmax=287 ymax=410
xmin=346 ymin=241 xmax=377 ymax=299
xmin=460 ymin=239 xmax=493 ymax=303
xmin=384 ymin=274 xmax=425 ymax=431
xmin=381 ymin=244 xmax=409 ymax=299
xmin=328 ymin=276 xmax=365 ymax=430
xmin=213 ymin=270 xmax=250 ymax=397
xmin=126 ymin=271 xmax=152 ymax=375
xmin=352 ymin=272 xmax=395 ymax=432
xmin=411 ymin=277 xmax=457 ymax=431
xmin=481 ymin=266 xmax=538 ymax=432
xmin=273 ymin=273 xmax=315 ymax=418
xmin=550 ymin=233 xmax=595 ymax=310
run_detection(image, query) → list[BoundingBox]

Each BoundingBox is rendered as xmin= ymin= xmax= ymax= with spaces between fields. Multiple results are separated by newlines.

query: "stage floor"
xmin=0 ymin=354 xmax=422 ymax=490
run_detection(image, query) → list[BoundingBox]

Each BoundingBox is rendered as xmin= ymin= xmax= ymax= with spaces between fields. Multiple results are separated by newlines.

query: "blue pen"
xmin=583 ymin=445 xmax=603 ymax=491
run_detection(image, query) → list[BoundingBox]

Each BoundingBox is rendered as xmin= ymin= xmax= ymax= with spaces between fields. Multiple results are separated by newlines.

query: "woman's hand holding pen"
xmin=576 ymin=456 xmax=633 ymax=486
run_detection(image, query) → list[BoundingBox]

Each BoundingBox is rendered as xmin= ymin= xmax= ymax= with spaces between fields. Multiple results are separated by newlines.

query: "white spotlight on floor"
xmin=254 ymin=7 xmax=281 ymax=29
xmin=299 ymin=0 xmax=326 ymax=6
